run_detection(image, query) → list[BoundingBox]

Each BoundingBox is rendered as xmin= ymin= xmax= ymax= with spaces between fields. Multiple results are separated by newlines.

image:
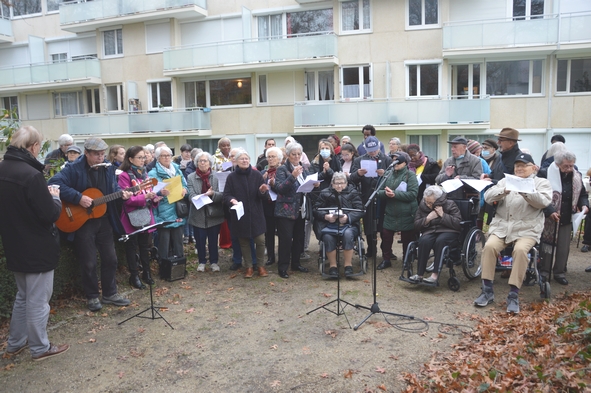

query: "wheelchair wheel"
xmin=541 ymin=281 xmax=551 ymax=300
xmin=401 ymin=242 xmax=418 ymax=279
xmin=462 ymin=227 xmax=484 ymax=279
xmin=448 ymin=277 xmax=460 ymax=292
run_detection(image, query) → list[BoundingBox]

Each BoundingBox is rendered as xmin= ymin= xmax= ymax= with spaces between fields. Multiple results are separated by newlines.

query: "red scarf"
xmin=334 ymin=145 xmax=341 ymax=155
xmin=196 ymin=168 xmax=211 ymax=193
xmin=266 ymin=167 xmax=277 ymax=181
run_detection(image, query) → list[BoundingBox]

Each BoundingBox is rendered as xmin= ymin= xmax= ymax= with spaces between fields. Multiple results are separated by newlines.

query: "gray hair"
xmin=194 ymin=151 xmax=213 ymax=167
xmin=423 ymin=185 xmax=443 ymax=200
xmin=190 ymin=147 xmax=203 ymax=160
xmin=58 ymin=133 xmax=73 ymax=147
xmin=284 ymin=136 xmax=295 ymax=147
xmin=145 ymin=143 xmax=154 ymax=153
xmin=546 ymin=141 xmax=566 ymax=159
xmin=341 ymin=135 xmax=351 ymax=143
xmin=331 ymin=171 xmax=348 ymax=185
xmin=11 ymin=126 xmax=43 ymax=149
xmin=554 ymin=150 xmax=576 ymax=165
xmin=234 ymin=149 xmax=250 ymax=161
xmin=155 ymin=146 xmax=172 ymax=159
xmin=286 ymin=142 xmax=303 ymax=156
xmin=390 ymin=137 xmax=401 ymax=145
xmin=265 ymin=146 xmax=283 ymax=161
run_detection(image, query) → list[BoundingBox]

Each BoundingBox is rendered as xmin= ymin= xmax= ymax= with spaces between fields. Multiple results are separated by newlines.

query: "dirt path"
xmin=1 ymin=239 xmax=590 ymax=392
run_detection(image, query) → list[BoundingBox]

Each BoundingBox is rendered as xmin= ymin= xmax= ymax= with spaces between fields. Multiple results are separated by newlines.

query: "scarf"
xmin=130 ymin=164 xmax=146 ymax=180
xmin=334 ymin=145 xmax=341 ymax=155
xmin=159 ymin=162 xmax=177 ymax=178
xmin=196 ymin=168 xmax=211 ymax=194
xmin=266 ymin=166 xmax=277 ymax=181
xmin=180 ymin=159 xmax=191 ymax=170
xmin=407 ymin=151 xmax=426 ymax=173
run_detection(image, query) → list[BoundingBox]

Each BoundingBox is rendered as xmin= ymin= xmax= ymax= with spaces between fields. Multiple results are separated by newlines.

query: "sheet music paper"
xmin=360 ymin=160 xmax=378 ymax=178
xmin=221 ymin=161 xmax=233 ymax=171
xmin=268 ymin=189 xmax=277 ymax=201
xmin=215 ymin=171 xmax=230 ymax=192
xmin=395 ymin=181 xmax=407 ymax=192
xmin=296 ymin=173 xmax=322 ymax=193
xmin=231 ymin=201 xmax=244 ymax=220
xmin=153 ymin=182 xmax=167 ymax=194
xmin=504 ymin=174 xmax=536 ymax=193
xmin=191 ymin=194 xmax=213 ymax=210
xmin=461 ymin=179 xmax=492 ymax=193
xmin=573 ymin=212 xmax=585 ymax=236
xmin=441 ymin=178 xmax=463 ymax=194
xmin=163 ymin=175 xmax=183 ymax=203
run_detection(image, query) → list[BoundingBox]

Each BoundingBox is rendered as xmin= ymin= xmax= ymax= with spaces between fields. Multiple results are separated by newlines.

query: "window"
xmin=72 ymin=54 xmax=98 ymax=61
xmin=306 ymin=70 xmax=334 ymax=101
xmin=286 ymin=9 xmax=333 ymax=36
xmin=341 ymin=0 xmax=371 ymax=32
xmin=408 ymin=134 xmax=438 ymax=160
xmin=51 ymin=53 xmax=67 ymax=63
xmin=13 ymin=0 xmax=41 ymax=16
xmin=106 ymin=84 xmax=124 ymax=111
xmin=149 ymin=81 xmax=172 ymax=110
xmin=557 ymin=58 xmax=591 ymax=93
xmin=210 ymin=78 xmax=251 ymax=106
xmin=1 ymin=96 xmax=19 ymax=119
xmin=407 ymin=63 xmax=440 ymax=97
xmin=513 ymin=0 xmax=544 ymax=20
xmin=408 ymin=0 xmax=438 ymax=27
xmin=341 ymin=65 xmax=371 ymax=99
xmin=103 ymin=29 xmax=123 ymax=57
xmin=47 ymin=0 xmax=66 ymax=12
xmin=53 ymin=92 xmax=83 ymax=117
xmin=486 ymin=60 xmax=543 ymax=96
xmin=185 ymin=81 xmax=206 ymax=108
xmin=452 ymin=64 xmax=481 ymax=99
xmin=257 ymin=14 xmax=283 ymax=39
xmin=86 ymin=88 xmax=100 ymax=114
xmin=258 ymin=75 xmax=267 ymax=104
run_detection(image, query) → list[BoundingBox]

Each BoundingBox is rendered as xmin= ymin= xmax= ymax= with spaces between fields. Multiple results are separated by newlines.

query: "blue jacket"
xmin=49 ymin=155 xmax=123 ymax=237
xmin=148 ymin=162 xmax=188 ymax=228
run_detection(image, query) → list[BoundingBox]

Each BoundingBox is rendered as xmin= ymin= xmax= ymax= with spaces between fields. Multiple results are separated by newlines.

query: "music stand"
xmin=353 ymin=169 xmax=414 ymax=330
xmin=118 ymin=221 xmax=175 ymax=329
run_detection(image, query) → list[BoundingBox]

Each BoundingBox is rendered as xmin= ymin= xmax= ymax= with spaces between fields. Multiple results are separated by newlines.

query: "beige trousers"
xmin=481 ymin=234 xmax=537 ymax=289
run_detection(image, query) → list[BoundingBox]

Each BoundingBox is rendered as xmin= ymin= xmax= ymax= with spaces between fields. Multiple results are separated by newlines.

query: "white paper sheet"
xmin=231 ymin=201 xmax=244 ymax=220
xmin=296 ymin=173 xmax=323 ymax=193
xmin=461 ymin=179 xmax=492 ymax=192
xmin=268 ymin=189 xmax=277 ymax=201
xmin=416 ymin=174 xmax=422 ymax=186
xmin=504 ymin=174 xmax=536 ymax=193
xmin=441 ymin=178 xmax=463 ymax=194
xmin=191 ymin=194 xmax=213 ymax=210
xmin=573 ymin=212 xmax=586 ymax=235
xmin=214 ymin=171 xmax=230 ymax=192
xmin=221 ymin=161 xmax=233 ymax=171
xmin=360 ymin=160 xmax=378 ymax=178
xmin=395 ymin=181 xmax=407 ymax=192
xmin=153 ymin=181 xmax=167 ymax=194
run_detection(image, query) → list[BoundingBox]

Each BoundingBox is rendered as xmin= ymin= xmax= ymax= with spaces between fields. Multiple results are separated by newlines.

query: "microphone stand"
xmin=119 ymin=221 xmax=175 ymax=329
xmin=353 ymin=167 xmax=414 ymax=330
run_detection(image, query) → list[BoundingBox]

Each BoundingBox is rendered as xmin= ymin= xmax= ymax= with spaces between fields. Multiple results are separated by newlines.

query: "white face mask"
xmin=320 ymin=149 xmax=331 ymax=159
xmin=482 ymin=150 xmax=491 ymax=157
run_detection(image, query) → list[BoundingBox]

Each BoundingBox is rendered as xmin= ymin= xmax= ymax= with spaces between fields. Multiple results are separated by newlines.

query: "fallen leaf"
xmin=269 ymin=282 xmax=275 ymax=286
xmin=89 ymin=338 xmax=96 ymax=343
xmin=389 ymin=354 xmax=399 ymax=360
xmin=270 ymin=380 xmax=281 ymax=387
xmin=322 ymin=293 xmax=332 ymax=298
xmin=118 ymin=371 xmax=124 ymax=379
xmin=344 ymin=369 xmax=354 ymax=379
xmin=320 ymin=373 xmax=329 ymax=378
xmin=423 ymin=316 xmax=434 ymax=321
xmin=4 ymin=363 xmax=15 ymax=370
xmin=176 ymin=369 xmax=188 ymax=375
xmin=419 ymin=332 xmax=428 ymax=337
xmin=229 ymin=274 xmax=237 ymax=279
xmin=325 ymin=330 xmax=338 ymax=338
xmin=270 ymin=345 xmax=278 ymax=350
xmin=186 ymin=308 xmax=195 ymax=313
xmin=137 ymin=327 xmax=145 ymax=334
xmin=375 ymin=366 xmax=386 ymax=374
xmin=227 ymin=287 xmax=234 ymax=291
xmin=377 ymin=384 xmax=387 ymax=391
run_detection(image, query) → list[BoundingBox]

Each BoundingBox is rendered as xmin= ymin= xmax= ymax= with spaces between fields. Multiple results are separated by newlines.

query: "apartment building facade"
xmin=0 ymin=0 xmax=590 ymax=168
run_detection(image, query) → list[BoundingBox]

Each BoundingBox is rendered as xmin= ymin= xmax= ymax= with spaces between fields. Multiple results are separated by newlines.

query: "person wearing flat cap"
xmin=475 ymin=153 xmax=552 ymax=313
xmin=49 ymin=137 xmax=132 ymax=312
xmin=495 ymin=128 xmax=523 ymax=176
xmin=435 ymin=136 xmax=482 ymax=200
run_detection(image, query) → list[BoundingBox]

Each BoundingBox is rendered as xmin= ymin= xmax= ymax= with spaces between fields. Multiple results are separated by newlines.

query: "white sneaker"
xmin=211 ymin=263 xmax=220 ymax=272
xmin=197 ymin=263 xmax=206 ymax=272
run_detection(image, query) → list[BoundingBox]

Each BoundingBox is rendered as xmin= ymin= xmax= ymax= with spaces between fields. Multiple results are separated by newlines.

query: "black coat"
xmin=500 ymin=143 xmax=522 ymax=175
xmin=349 ymin=152 xmax=392 ymax=203
xmin=313 ymin=185 xmax=364 ymax=232
xmin=309 ymin=153 xmax=342 ymax=201
xmin=223 ymin=166 xmax=267 ymax=238
xmin=416 ymin=156 xmax=440 ymax=202
xmin=0 ymin=146 xmax=62 ymax=273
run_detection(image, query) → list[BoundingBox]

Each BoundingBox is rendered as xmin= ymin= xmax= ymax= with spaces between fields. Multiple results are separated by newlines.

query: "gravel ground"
xmin=1 ymin=234 xmax=590 ymax=393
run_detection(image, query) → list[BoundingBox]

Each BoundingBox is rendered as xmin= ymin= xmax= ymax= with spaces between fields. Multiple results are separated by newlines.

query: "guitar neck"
xmin=92 ymin=184 xmax=142 ymax=207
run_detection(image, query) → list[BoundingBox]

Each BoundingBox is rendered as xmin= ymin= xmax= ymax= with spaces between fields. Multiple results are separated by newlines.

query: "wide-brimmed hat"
xmin=447 ymin=136 xmax=468 ymax=145
xmin=495 ymin=128 xmax=521 ymax=141
xmin=84 ymin=137 xmax=108 ymax=151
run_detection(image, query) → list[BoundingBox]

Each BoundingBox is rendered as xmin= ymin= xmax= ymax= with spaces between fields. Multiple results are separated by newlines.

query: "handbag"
xmin=205 ymin=202 xmax=224 ymax=219
xmin=126 ymin=206 xmax=151 ymax=228
xmin=175 ymin=198 xmax=190 ymax=218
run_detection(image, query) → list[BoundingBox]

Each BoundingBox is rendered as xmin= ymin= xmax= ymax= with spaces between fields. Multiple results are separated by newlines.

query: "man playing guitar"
xmin=49 ymin=137 xmax=132 ymax=312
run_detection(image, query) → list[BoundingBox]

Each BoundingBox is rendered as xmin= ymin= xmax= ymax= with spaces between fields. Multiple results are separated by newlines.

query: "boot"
xmin=258 ymin=266 xmax=268 ymax=277
xmin=142 ymin=270 xmax=155 ymax=286
xmin=129 ymin=274 xmax=145 ymax=289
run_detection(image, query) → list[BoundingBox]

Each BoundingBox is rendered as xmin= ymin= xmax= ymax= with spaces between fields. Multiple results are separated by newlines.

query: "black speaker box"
xmin=160 ymin=256 xmax=186 ymax=282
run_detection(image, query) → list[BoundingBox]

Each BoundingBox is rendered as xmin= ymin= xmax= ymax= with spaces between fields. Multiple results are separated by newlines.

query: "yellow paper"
xmin=163 ymin=175 xmax=183 ymax=203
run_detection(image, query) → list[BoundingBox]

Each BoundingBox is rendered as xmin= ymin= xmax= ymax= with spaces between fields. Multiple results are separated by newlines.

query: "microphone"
xmin=387 ymin=160 xmax=400 ymax=170
xmin=91 ymin=162 xmax=112 ymax=168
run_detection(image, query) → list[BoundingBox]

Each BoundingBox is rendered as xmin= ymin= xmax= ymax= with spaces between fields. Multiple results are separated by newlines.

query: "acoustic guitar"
xmin=56 ymin=178 xmax=158 ymax=233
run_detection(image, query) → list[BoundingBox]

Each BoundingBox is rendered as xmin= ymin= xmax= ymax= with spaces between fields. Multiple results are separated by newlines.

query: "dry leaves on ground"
xmin=402 ymin=291 xmax=591 ymax=392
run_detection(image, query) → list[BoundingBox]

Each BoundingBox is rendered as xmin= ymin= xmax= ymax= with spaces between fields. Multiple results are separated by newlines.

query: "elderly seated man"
xmin=411 ymin=186 xmax=462 ymax=283
xmin=313 ymin=172 xmax=364 ymax=278
xmin=474 ymin=153 xmax=552 ymax=313
xmin=435 ymin=136 xmax=483 ymax=200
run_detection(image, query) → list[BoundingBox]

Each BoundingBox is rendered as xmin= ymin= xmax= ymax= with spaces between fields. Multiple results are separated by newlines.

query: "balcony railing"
xmin=294 ymin=98 xmax=490 ymax=127
xmin=0 ymin=59 xmax=100 ymax=88
xmin=60 ymin=0 xmax=207 ymax=26
xmin=0 ymin=16 xmax=12 ymax=40
xmin=67 ymin=109 xmax=211 ymax=135
xmin=164 ymin=32 xmax=337 ymax=72
xmin=443 ymin=12 xmax=591 ymax=50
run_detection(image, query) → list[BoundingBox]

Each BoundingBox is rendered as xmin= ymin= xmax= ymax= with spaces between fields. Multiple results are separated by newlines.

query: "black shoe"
xmin=586 ymin=266 xmax=591 ymax=273
xmin=129 ymin=274 xmax=145 ymax=289
xmin=328 ymin=267 xmax=338 ymax=277
xmin=377 ymin=260 xmax=392 ymax=270
xmin=291 ymin=265 xmax=309 ymax=273
xmin=265 ymin=258 xmax=275 ymax=266
xmin=278 ymin=270 xmax=289 ymax=279
xmin=554 ymin=276 xmax=568 ymax=285
xmin=142 ymin=271 xmax=155 ymax=286
xmin=392 ymin=255 xmax=398 ymax=261
xmin=229 ymin=263 xmax=242 ymax=271
xmin=344 ymin=266 xmax=354 ymax=277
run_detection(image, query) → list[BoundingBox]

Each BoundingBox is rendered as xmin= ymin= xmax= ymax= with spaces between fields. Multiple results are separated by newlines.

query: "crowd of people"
xmin=1 ymin=124 xmax=590 ymax=361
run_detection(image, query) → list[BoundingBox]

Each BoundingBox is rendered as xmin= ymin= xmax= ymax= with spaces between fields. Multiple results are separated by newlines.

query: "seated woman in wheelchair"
xmin=313 ymin=172 xmax=364 ymax=277
xmin=411 ymin=186 xmax=462 ymax=283
xmin=474 ymin=153 xmax=552 ymax=313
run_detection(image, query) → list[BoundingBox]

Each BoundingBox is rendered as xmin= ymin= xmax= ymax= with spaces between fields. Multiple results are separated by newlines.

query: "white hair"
xmin=155 ymin=146 xmax=172 ymax=159
xmin=58 ymin=134 xmax=73 ymax=147
xmin=423 ymin=185 xmax=443 ymax=200
xmin=265 ymin=146 xmax=283 ymax=161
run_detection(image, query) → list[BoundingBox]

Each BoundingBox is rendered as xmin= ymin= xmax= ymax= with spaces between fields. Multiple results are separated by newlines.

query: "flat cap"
xmin=84 ymin=137 xmax=108 ymax=151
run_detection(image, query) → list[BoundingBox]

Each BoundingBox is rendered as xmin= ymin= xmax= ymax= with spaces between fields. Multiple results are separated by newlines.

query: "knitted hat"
xmin=466 ymin=140 xmax=481 ymax=155
xmin=482 ymin=139 xmax=498 ymax=150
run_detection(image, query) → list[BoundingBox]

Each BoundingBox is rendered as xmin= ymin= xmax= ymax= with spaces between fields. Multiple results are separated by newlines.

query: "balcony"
xmin=442 ymin=12 xmax=591 ymax=57
xmin=0 ymin=17 xmax=13 ymax=43
xmin=67 ymin=109 xmax=211 ymax=136
xmin=294 ymin=98 xmax=490 ymax=128
xmin=163 ymin=33 xmax=338 ymax=77
xmin=60 ymin=0 xmax=208 ymax=33
xmin=0 ymin=59 xmax=101 ymax=93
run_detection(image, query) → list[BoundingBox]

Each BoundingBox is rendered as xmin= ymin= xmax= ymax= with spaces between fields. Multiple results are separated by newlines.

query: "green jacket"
xmin=378 ymin=166 xmax=418 ymax=232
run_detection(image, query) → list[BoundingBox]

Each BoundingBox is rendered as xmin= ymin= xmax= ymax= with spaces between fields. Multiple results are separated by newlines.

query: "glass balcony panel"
xmin=245 ymin=41 xmax=271 ymax=63
xmin=12 ymin=68 xmax=31 ymax=85
xmin=31 ymin=64 xmax=51 ymax=84
xmin=0 ymin=17 xmax=12 ymax=38
xmin=561 ymin=13 xmax=591 ymax=43
xmin=218 ymin=43 xmax=244 ymax=66
xmin=47 ymin=63 xmax=69 ymax=82
xmin=0 ymin=59 xmax=101 ymax=87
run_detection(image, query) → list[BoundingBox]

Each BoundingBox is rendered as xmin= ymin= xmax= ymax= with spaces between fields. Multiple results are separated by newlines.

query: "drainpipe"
xmin=546 ymin=4 xmax=562 ymax=145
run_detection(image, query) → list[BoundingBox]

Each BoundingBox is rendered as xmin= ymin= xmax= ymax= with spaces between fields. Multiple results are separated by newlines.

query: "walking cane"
xmin=548 ymin=220 xmax=559 ymax=282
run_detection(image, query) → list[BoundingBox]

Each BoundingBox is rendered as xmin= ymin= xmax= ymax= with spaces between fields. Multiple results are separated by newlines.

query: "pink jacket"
xmin=118 ymin=171 xmax=159 ymax=235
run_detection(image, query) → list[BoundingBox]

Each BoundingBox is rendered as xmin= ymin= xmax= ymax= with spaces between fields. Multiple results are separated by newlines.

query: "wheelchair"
xmin=496 ymin=244 xmax=551 ymax=299
xmin=400 ymin=197 xmax=484 ymax=291
xmin=317 ymin=223 xmax=367 ymax=279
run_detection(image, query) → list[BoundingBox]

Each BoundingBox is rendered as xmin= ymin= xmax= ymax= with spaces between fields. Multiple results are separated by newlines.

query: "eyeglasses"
xmin=333 ymin=182 xmax=347 ymax=186
xmin=159 ymin=154 xmax=172 ymax=158
xmin=134 ymin=156 xmax=146 ymax=160
xmin=198 ymin=159 xmax=209 ymax=163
